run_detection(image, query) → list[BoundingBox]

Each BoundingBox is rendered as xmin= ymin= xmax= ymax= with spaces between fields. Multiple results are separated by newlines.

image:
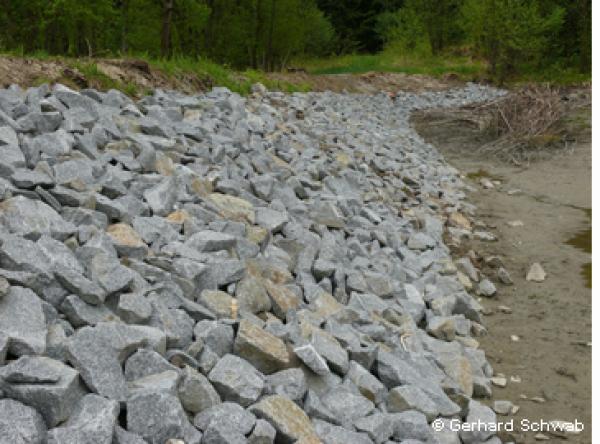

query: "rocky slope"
xmin=0 ymin=81 xmax=504 ymax=443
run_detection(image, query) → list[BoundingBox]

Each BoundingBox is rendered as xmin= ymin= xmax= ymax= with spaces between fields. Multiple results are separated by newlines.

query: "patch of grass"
xmin=296 ymin=50 xmax=590 ymax=86
xmin=71 ymin=62 xmax=118 ymax=89
xmin=296 ymin=51 xmax=485 ymax=80
xmin=147 ymin=57 xmax=310 ymax=95
xmin=68 ymin=61 xmax=141 ymax=97
xmin=514 ymin=63 xmax=591 ymax=86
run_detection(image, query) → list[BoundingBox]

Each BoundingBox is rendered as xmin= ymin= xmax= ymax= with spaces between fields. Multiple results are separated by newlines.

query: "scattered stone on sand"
xmin=527 ymin=262 xmax=547 ymax=282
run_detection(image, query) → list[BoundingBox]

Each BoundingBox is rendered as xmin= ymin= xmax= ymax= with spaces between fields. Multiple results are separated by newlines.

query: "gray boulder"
xmin=0 ymin=286 xmax=47 ymax=356
xmin=208 ymin=354 xmax=264 ymax=406
xmin=0 ymin=356 xmax=86 ymax=427
xmin=0 ymin=399 xmax=47 ymax=444
xmin=46 ymin=394 xmax=119 ymax=444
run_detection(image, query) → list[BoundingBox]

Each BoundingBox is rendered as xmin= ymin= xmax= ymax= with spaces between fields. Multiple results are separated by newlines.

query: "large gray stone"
xmin=127 ymin=390 xmax=201 ymax=444
xmin=265 ymin=368 xmax=307 ymax=401
xmin=193 ymin=402 xmax=256 ymax=435
xmin=389 ymin=410 xmax=433 ymax=442
xmin=320 ymin=388 xmax=375 ymax=422
xmin=46 ymin=394 xmax=119 ymax=444
xmin=208 ymin=354 xmax=265 ymax=406
xmin=66 ymin=322 xmax=166 ymax=401
xmin=312 ymin=419 xmax=372 ymax=444
xmin=0 ymin=196 xmax=75 ymax=240
xmin=387 ymin=385 xmax=439 ymax=421
xmin=0 ymin=286 xmax=47 ymax=356
xmin=124 ymin=348 xmax=179 ymax=381
xmin=177 ymin=365 xmax=221 ymax=414
xmin=235 ymin=276 xmax=272 ymax=314
xmin=294 ymin=343 xmax=330 ymax=376
xmin=0 ymin=399 xmax=47 ymax=444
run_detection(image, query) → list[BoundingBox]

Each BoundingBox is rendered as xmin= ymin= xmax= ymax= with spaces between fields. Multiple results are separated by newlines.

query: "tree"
xmin=462 ymin=0 xmax=564 ymax=81
xmin=161 ymin=0 xmax=174 ymax=58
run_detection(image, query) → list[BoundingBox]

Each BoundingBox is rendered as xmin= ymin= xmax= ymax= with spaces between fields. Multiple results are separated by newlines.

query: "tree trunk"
xmin=265 ymin=0 xmax=275 ymax=71
xmin=161 ymin=0 xmax=174 ymax=58
xmin=251 ymin=0 xmax=263 ymax=69
xmin=121 ymin=0 xmax=130 ymax=53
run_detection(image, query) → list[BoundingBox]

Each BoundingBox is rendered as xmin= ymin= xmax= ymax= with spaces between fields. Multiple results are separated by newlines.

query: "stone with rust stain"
xmin=209 ymin=193 xmax=255 ymax=224
xmin=249 ymin=395 xmax=318 ymax=443
xmin=234 ymin=320 xmax=290 ymax=374
xmin=263 ymin=280 xmax=301 ymax=319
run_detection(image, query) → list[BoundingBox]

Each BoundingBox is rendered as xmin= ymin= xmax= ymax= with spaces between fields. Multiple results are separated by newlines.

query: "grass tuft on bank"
xmin=296 ymin=51 xmax=590 ymax=85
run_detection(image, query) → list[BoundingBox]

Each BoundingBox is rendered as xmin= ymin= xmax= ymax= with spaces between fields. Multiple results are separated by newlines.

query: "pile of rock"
xmin=0 ymin=81 xmax=505 ymax=443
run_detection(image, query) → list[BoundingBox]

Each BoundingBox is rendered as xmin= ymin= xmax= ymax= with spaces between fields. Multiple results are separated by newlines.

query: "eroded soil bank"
xmin=413 ymin=105 xmax=591 ymax=443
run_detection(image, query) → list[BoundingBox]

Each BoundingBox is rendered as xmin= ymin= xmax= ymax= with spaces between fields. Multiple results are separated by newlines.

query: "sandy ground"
xmin=414 ymin=107 xmax=592 ymax=443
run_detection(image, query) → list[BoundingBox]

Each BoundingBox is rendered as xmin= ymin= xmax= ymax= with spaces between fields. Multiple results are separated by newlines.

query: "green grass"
xmin=1 ymin=50 xmax=311 ymax=96
xmin=71 ymin=61 xmax=140 ymax=96
xmin=147 ymin=56 xmax=310 ymax=95
xmin=512 ymin=63 xmax=591 ymax=86
xmin=296 ymin=51 xmax=486 ymax=80
xmin=295 ymin=50 xmax=590 ymax=86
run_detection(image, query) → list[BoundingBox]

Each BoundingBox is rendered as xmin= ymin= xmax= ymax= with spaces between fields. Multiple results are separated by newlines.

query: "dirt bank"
xmin=413 ymin=103 xmax=591 ymax=443
xmin=0 ymin=56 xmax=459 ymax=96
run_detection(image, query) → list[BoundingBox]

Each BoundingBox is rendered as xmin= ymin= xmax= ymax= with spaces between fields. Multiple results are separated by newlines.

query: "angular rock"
xmin=67 ymin=322 xmax=166 ymax=401
xmin=387 ymin=385 xmax=439 ymax=421
xmin=193 ymin=320 xmax=234 ymax=357
xmin=354 ymin=413 xmax=394 ymax=444
xmin=193 ymin=402 xmax=256 ymax=435
xmin=460 ymin=400 xmax=497 ymax=443
xmin=248 ymin=419 xmax=277 ymax=444
xmin=345 ymin=361 xmax=387 ymax=404
xmin=143 ymin=176 xmax=177 ymax=216
xmin=0 ymin=286 xmax=47 ymax=356
xmin=46 ymin=394 xmax=119 ymax=444
xmin=265 ymin=368 xmax=307 ymax=401
xmin=234 ymin=320 xmax=290 ymax=374
xmin=0 ymin=356 xmax=86 ymax=427
xmin=106 ymin=223 xmax=148 ymax=258
xmin=0 ymin=398 xmax=47 ymax=444
xmin=54 ymin=267 xmax=107 ymax=305
xmin=177 ymin=365 xmax=221 ymax=414
xmin=117 ymin=292 xmax=153 ymax=324
xmin=198 ymin=290 xmax=235 ymax=319
xmin=60 ymin=294 xmax=119 ymax=327
xmin=389 ymin=410 xmax=433 ymax=442
xmin=249 ymin=395 xmax=318 ymax=443
xmin=127 ymin=390 xmax=201 ymax=444
xmin=294 ymin=343 xmax=330 ymax=375
xmin=235 ymin=276 xmax=272 ymax=314
xmin=526 ymin=262 xmax=546 ymax=282
xmin=124 ymin=349 xmax=179 ymax=381
xmin=208 ymin=354 xmax=264 ymax=406
xmin=0 ymin=196 xmax=75 ymax=240
xmin=313 ymin=419 xmax=372 ymax=443
xmin=320 ymin=388 xmax=375 ymax=422
xmin=185 ymin=230 xmax=237 ymax=252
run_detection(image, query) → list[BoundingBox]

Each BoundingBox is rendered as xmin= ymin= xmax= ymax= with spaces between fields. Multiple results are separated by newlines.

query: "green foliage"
xmin=317 ymin=0 xmax=404 ymax=53
xmin=0 ymin=0 xmax=332 ymax=70
xmin=376 ymin=7 xmax=431 ymax=57
xmin=0 ymin=0 xmax=591 ymax=83
xmin=461 ymin=0 xmax=564 ymax=82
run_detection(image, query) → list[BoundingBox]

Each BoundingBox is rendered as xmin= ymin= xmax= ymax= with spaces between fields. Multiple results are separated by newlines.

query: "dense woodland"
xmin=0 ymin=0 xmax=591 ymax=80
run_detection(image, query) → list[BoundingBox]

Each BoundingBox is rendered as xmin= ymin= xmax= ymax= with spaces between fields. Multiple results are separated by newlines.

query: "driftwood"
xmin=472 ymin=85 xmax=567 ymax=164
